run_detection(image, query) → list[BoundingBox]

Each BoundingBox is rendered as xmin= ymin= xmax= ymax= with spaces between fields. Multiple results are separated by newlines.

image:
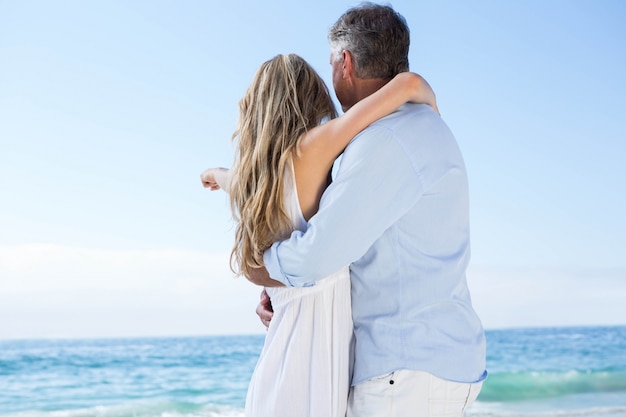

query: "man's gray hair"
xmin=328 ymin=2 xmax=410 ymax=79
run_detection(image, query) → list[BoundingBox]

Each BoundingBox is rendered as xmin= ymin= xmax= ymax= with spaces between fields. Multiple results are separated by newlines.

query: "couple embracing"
xmin=201 ymin=3 xmax=486 ymax=417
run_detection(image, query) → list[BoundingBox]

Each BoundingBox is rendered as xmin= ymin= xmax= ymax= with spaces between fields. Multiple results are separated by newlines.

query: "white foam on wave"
xmin=466 ymin=401 xmax=626 ymax=417
xmin=0 ymin=403 xmax=245 ymax=417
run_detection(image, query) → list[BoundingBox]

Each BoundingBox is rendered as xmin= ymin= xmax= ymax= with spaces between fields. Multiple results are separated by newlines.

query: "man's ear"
xmin=342 ymin=50 xmax=355 ymax=80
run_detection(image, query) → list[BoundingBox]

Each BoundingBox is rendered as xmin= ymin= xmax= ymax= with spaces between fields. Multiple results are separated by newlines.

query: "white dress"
xmin=244 ymin=162 xmax=353 ymax=417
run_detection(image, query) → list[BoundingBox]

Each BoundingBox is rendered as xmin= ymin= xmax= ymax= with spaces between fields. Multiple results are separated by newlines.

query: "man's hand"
xmin=256 ymin=289 xmax=273 ymax=329
xmin=246 ymin=266 xmax=284 ymax=287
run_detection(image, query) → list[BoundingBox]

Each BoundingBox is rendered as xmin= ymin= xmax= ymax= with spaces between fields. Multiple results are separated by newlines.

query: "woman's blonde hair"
xmin=229 ymin=54 xmax=337 ymax=276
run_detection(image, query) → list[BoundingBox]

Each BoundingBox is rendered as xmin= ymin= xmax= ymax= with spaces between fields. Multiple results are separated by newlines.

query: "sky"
xmin=1 ymin=0 xmax=625 ymax=340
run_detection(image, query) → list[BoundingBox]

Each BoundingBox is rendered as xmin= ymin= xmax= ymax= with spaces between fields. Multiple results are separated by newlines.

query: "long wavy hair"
xmin=229 ymin=54 xmax=337 ymax=276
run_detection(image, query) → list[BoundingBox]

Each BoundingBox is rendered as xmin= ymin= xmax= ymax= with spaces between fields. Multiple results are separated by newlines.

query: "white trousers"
xmin=347 ymin=369 xmax=482 ymax=417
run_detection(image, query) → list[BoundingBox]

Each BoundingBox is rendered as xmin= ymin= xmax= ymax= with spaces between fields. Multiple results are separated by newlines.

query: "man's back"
xmin=337 ymin=103 xmax=486 ymax=384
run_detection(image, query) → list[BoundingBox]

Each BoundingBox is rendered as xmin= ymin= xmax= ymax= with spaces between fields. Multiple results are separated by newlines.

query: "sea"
xmin=1 ymin=326 xmax=625 ymax=417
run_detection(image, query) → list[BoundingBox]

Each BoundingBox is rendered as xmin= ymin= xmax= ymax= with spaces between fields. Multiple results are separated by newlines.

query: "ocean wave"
xmin=467 ymin=405 xmax=626 ymax=417
xmin=0 ymin=402 xmax=244 ymax=417
xmin=479 ymin=370 xmax=626 ymax=402
xmin=4 ymin=402 xmax=625 ymax=417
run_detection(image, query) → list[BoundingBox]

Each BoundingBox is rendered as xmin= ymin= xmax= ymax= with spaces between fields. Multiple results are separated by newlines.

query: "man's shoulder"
xmin=373 ymin=103 xmax=439 ymax=127
xmin=365 ymin=104 xmax=445 ymax=137
xmin=348 ymin=104 xmax=451 ymax=152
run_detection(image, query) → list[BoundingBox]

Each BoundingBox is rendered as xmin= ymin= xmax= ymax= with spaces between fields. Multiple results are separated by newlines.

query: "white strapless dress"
xmin=244 ymin=162 xmax=353 ymax=417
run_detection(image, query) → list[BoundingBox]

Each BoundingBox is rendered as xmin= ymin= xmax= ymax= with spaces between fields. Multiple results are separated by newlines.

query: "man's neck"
xmin=343 ymin=78 xmax=390 ymax=112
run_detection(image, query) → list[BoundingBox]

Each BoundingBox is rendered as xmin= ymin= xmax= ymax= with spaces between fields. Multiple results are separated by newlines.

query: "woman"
xmin=201 ymin=54 xmax=437 ymax=417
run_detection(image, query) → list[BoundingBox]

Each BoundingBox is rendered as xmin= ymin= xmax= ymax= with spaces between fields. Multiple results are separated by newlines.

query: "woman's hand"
xmin=200 ymin=167 xmax=230 ymax=191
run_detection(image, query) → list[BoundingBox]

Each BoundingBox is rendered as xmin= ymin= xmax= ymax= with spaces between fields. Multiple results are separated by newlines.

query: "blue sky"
xmin=1 ymin=0 xmax=625 ymax=339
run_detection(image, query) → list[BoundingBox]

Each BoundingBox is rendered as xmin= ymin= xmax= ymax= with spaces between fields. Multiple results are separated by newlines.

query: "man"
xmin=248 ymin=3 xmax=487 ymax=416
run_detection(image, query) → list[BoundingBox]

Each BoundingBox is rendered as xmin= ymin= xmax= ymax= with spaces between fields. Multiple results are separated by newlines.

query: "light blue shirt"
xmin=264 ymin=103 xmax=487 ymax=385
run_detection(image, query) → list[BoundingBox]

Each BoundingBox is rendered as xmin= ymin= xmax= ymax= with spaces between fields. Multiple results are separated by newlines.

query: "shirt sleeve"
xmin=263 ymin=125 xmax=424 ymax=287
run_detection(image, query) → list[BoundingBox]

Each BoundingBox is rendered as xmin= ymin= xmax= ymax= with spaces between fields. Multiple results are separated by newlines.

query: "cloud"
xmin=2 ymin=245 xmax=624 ymax=339
xmin=468 ymin=264 xmax=626 ymax=329
xmin=0 ymin=244 xmax=265 ymax=339
xmin=0 ymin=243 xmax=233 ymax=291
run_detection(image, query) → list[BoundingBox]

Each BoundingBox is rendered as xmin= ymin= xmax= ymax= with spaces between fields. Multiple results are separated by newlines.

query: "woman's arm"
xmin=298 ymin=72 xmax=437 ymax=171
xmin=200 ymin=167 xmax=231 ymax=192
